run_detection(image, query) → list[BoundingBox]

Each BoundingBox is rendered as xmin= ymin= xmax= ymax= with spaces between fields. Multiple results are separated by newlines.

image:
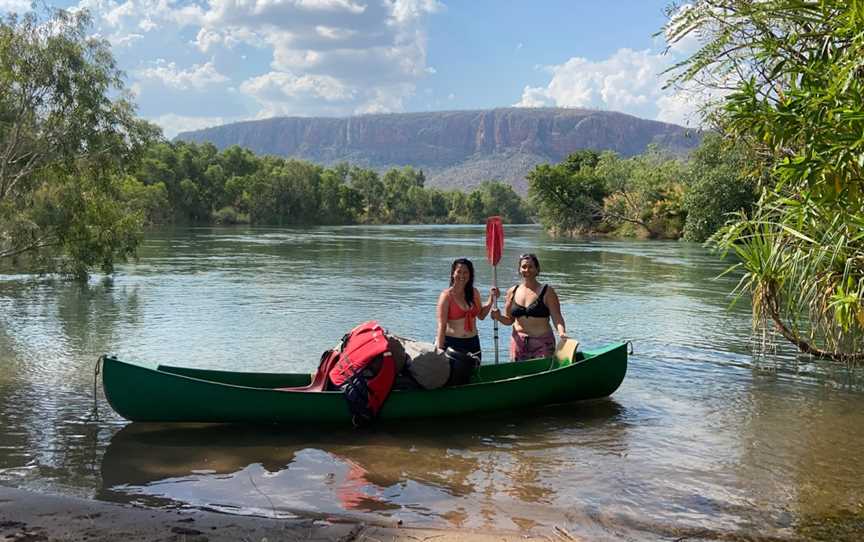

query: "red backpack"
xmin=324 ymin=321 xmax=397 ymax=425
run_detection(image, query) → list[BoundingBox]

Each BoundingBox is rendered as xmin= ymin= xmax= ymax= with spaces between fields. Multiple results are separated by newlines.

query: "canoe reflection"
xmin=98 ymin=400 xmax=628 ymax=526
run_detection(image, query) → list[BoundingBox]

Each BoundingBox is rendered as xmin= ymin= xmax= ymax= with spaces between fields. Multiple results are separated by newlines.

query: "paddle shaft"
xmin=493 ymin=265 xmax=499 ymax=364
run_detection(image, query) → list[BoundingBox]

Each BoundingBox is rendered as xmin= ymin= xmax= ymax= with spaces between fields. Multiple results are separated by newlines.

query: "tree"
xmin=600 ymin=147 xmax=687 ymax=238
xmin=667 ymin=0 xmax=864 ymax=361
xmin=681 ymin=133 xmax=757 ymax=242
xmin=0 ymin=8 xmax=157 ymax=276
xmin=476 ymin=181 xmax=529 ymax=224
xmin=527 ymin=150 xmax=607 ymax=235
xmin=349 ymin=167 xmax=385 ymax=222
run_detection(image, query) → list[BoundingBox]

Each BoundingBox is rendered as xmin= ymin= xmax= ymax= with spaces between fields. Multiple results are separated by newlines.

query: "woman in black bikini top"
xmin=510 ymin=284 xmax=551 ymax=319
xmin=491 ymin=254 xmax=567 ymax=361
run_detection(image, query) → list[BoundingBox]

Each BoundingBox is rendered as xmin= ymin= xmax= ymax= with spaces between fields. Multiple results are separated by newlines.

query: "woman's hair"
xmin=519 ymin=253 xmax=541 ymax=273
xmin=449 ymin=258 xmax=475 ymax=306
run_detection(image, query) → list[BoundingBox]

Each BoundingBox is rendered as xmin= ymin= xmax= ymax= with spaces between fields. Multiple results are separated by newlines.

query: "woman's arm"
xmin=476 ymin=287 xmax=498 ymax=320
xmin=546 ymin=286 xmax=568 ymax=339
xmin=435 ymin=289 xmax=449 ymax=348
xmin=492 ymin=287 xmax=516 ymax=326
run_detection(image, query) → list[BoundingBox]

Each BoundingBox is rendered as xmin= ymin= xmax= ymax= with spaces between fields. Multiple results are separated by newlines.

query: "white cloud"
xmin=137 ymin=59 xmax=229 ymax=90
xmin=516 ymin=48 xmax=703 ymax=126
xmin=241 ymin=70 xmax=417 ymax=118
xmin=149 ymin=113 xmax=236 ymax=139
xmin=0 ymin=0 xmax=33 ymax=12
xmin=241 ymin=71 xmax=354 ymax=103
xmin=112 ymin=32 xmax=144 ymax=47
xmin=193 ymin=0 xmax=439 ymax=114
xmin=103 ymin=0 xmax=136 ymax=28
xmin=389 ymin=0 xmax=444 ymax=24
xmin=315 ymin=25 xmax=357 ymax=40
xmin=60 ymin=0 xmax=439 ymax=120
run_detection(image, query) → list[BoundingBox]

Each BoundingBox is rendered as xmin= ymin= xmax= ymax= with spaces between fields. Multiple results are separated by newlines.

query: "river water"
xmin=1 ymin=225 xmax=863 ymax=540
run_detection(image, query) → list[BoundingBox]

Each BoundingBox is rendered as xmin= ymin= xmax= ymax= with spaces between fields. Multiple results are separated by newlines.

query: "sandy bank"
xmin=0 ymin=486 xmax=554 ymax=541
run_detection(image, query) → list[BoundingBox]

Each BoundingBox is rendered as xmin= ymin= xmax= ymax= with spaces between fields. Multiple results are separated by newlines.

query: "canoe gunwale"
xmin=144 ymin=346 xmax=610 ymax=393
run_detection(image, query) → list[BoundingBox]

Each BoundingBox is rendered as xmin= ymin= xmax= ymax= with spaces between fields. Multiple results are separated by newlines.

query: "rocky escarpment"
xmin=176 ymin=107 xmax=700 ymax=194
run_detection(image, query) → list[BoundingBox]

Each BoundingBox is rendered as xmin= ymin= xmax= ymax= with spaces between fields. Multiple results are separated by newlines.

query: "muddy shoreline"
xmin=0 ymin=486 xmax=554 ymax=541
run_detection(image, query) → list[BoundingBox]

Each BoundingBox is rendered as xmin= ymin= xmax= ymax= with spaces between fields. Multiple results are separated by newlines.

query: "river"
xmin=1 ymin=224 xmax=863 ymax=540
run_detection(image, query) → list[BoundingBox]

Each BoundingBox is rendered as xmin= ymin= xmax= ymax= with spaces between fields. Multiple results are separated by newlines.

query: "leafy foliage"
xmin=0 ymin=8 xmax=157 ymax=277
xmin=682 ymin=133 xmax=757 ymax=242
xmin=667 ymin=0 xmax=864 ymax=360
xmin=129 ymin=142 xmax=530 ymax=226
xmin=528 ymin=147 xmax=695 ymax=239
xmin=599 ymin=147 xmax=688 ymax=239
xmin=527 ymin=150 xmax=606 ymax=234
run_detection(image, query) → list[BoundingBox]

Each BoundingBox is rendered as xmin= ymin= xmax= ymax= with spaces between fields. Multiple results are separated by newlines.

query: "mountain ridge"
xmin=176 ymin=107 xmax=701 ymax=194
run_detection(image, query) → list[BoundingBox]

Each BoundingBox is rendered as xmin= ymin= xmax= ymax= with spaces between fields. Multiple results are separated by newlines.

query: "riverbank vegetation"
xmin=526 ymin=135 xmax=757 ymax=241
xmin=124 ymin=141 xmax=528 ymax=227
xmin=0 ymin=9 xmax=157 ymax=277
xmin=664 ymin=0 xmax=864 ymax=361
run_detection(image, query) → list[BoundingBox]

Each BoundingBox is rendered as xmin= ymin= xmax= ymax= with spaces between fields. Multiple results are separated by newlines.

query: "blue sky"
xmin=1 ymin=1 xmax=700 ymax=137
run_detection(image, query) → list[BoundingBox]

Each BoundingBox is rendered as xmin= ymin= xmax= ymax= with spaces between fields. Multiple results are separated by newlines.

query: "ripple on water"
xmin=3 ymin=226 xmax=864 ymax=540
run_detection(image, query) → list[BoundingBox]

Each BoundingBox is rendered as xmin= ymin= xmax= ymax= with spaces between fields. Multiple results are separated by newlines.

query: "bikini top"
xmin=510 ymin=284 xmax=550 ymax=319
xmin=447 ymin=290 xmax=480 ymax=332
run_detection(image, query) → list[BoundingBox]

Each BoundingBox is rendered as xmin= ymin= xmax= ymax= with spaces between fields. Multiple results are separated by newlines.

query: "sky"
xmin=1 ymin=0 xmax=702 ymax=138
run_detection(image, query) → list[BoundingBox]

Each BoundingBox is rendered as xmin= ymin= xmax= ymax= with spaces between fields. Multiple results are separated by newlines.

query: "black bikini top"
xmin=510 ymin=284 xmax=550 ymax=319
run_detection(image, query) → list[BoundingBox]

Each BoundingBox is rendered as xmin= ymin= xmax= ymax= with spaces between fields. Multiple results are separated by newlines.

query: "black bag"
xmin=445 ymin=348 xmax=480 ymax=386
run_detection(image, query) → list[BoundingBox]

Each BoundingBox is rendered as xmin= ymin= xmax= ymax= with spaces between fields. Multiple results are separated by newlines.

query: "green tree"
xmin=667 ymin=0 xmax=864 ymax=360
xmin=682 ymin=133 xmax=757 ymax=242
xmin=527 ymin=150 xmax=606 ymax=234
xmin=349 ymin=167 xmax=385 ymax=222
xmin=119 ymin=176 xmax=171 ymax=224
xmin=0 ymin=8 xmax=157 ymax=276
xmin=382 ymin=167 xmax=424 ymax=223
xmin=600 ymin=148 xmax=687 ymax=238
xmin=476 ymin=181 xmax=529 ymax=224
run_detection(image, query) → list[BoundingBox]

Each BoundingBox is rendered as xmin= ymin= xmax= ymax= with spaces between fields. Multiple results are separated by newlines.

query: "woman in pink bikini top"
xmin=435 ymin=258 xmax=498 ymax=361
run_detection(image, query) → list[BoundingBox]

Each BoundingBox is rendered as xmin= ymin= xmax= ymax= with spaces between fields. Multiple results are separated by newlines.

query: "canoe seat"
xmin=555 ymin=338 xmax=580 ymax=363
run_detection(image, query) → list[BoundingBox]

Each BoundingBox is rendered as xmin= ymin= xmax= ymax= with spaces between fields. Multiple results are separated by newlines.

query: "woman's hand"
xmin=489 ymin=287 xmax=499 ymax=301
xmin=491 ymin=307 xmax=501 ymax=321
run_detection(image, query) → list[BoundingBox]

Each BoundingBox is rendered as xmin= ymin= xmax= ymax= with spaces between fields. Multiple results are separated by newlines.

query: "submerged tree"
xmin=0 ymin=8 xmax=156 ymax=277
xmin=666 ymin=0 xmax=864 ymax=361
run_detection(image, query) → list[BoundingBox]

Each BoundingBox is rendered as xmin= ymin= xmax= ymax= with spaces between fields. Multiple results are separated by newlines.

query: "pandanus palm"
xmin=666 ymin=0 xmax=864 ymax=361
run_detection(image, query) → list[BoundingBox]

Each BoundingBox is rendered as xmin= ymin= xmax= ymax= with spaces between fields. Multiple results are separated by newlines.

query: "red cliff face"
xmin=177 ymin=107 xmax=700 ymax=193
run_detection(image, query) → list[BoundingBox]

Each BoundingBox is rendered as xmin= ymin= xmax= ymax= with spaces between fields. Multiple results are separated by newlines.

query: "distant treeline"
xmin=122 ymin=142 xmax=529 ymax=226
xmin=528 ymin=134 xmax=758 ymax=242
xmin=125 ymin=133 xmax=757 ymax=244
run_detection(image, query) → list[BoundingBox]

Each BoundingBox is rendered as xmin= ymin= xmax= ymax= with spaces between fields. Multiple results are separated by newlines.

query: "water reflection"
xmin=3 ymin=225 xmax=864 ymax=540
xmin=98 ymin=401 xmax=628 ymax=530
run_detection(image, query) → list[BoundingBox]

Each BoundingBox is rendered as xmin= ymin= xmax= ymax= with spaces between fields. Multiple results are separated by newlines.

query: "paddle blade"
xmin=485 ymin=216 xmax=504 ymax=266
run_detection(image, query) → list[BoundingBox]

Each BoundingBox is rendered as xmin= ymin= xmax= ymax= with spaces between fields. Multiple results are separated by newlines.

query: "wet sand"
xmin=0 ymin=487 xmax=555 ymax=541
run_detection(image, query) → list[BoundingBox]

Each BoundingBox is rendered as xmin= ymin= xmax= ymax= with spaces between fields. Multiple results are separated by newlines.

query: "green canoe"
xmin=101 ymin=342 xmax=628 ymax=424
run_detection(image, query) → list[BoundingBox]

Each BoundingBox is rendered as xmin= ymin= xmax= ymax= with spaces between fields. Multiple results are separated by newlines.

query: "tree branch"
xmin=0 ymin=233 xmax=59 ymax=260
xmin=765 ymin=289 xmax=864 ymax=362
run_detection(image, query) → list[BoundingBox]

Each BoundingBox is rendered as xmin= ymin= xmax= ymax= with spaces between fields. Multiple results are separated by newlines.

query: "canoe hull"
xmin=102 ymin=343 xmax=627 ymax=424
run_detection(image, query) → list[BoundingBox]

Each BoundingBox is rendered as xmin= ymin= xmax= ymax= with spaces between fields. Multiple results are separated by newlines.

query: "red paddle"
xmin=486 ymin=217 xmax=504 ymax=364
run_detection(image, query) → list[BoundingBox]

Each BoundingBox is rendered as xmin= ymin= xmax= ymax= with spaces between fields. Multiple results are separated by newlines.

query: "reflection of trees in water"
xmin=0 ymin=277 xmax=141 ymax=491
xmin=0 ymin=277 xmax=142 ymax=385
xmin=98 ymin=401 xmax=629 ymax=529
